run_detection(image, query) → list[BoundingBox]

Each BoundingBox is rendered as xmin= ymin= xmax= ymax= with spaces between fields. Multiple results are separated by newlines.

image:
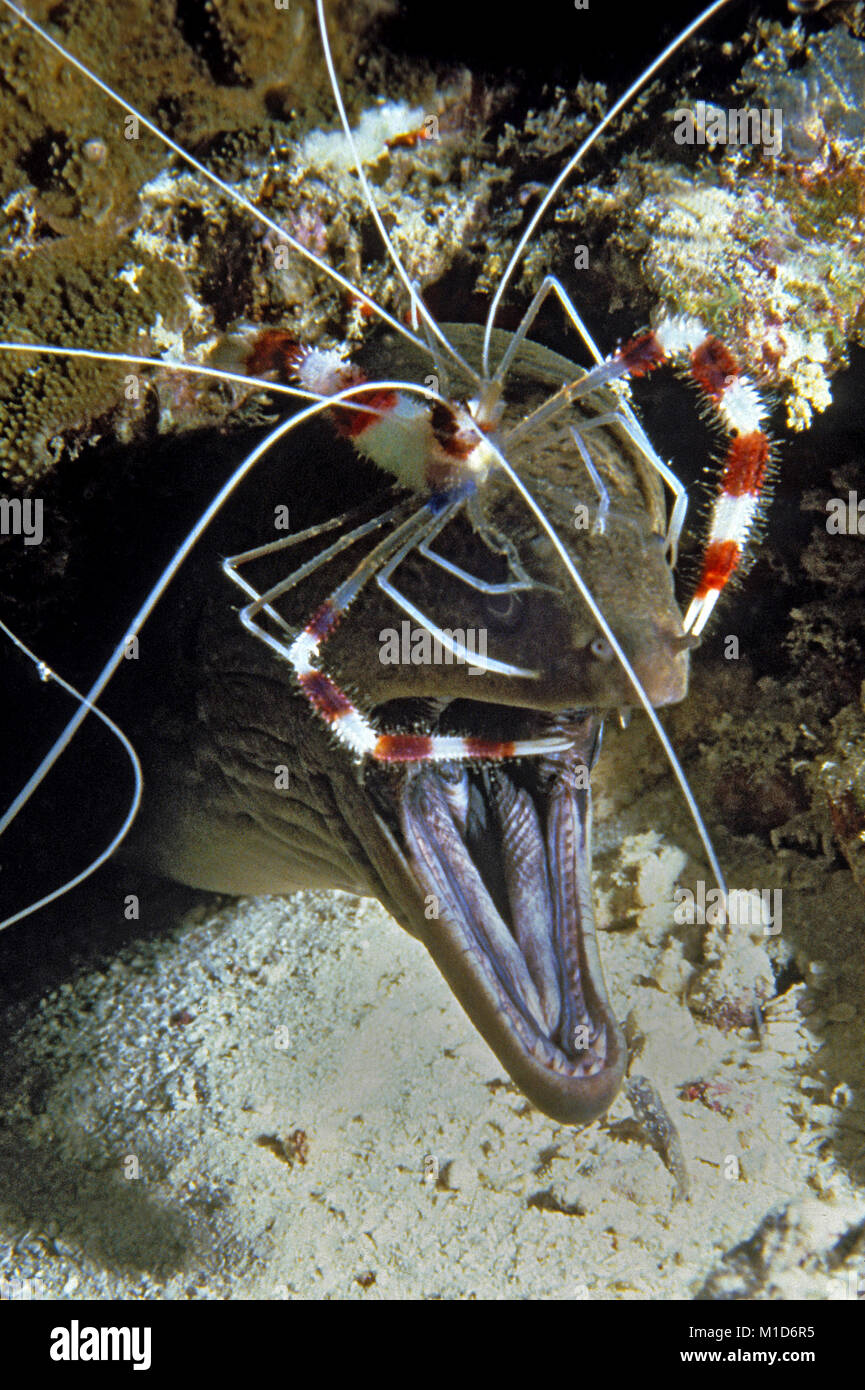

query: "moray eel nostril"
xmin=628 ymin=623 xmax=691 ymax=709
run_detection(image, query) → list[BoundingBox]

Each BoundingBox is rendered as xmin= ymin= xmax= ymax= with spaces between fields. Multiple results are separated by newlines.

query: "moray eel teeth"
xmin=395 ymin=707 xmax=626 ymax=1125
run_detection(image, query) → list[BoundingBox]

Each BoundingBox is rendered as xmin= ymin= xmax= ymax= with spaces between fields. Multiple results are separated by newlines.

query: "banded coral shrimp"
xmin=0 ymin=0 xmax=801 ymax=1145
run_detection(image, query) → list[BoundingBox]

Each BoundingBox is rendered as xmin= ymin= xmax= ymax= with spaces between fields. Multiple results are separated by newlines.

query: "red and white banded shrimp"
xmin=0 ymin=0 xmax=785 ymax=1125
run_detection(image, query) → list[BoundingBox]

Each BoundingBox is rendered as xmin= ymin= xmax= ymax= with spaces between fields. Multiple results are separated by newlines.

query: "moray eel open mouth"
xmin=368 ymin=701 xmax=626 ymax=1125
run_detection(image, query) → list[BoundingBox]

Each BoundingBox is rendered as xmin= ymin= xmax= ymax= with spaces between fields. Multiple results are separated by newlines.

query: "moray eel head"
xmin=129 ymin=329 xmax=690 ymax=1126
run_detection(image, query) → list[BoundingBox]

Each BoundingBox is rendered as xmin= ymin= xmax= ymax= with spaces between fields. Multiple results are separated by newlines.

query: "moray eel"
xmin=124 ymin=327 xmax=689 ymax=1125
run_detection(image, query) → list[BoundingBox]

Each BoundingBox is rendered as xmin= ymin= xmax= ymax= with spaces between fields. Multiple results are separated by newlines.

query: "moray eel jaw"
xmin=383 ymin=709 xmax=625 ymax=1126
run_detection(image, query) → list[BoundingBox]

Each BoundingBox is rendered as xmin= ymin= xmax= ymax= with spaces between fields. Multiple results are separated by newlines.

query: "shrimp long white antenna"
xmin=0 ymin=341 xmax=347 ymax=406
xmin=0 ymin=618 xmax=142 ymax=931
xmin=481 ymin=0 xmax=735 ymax=377
xmin=0 ymin=0 xmax=432 ymax=362
xmin=314 ymin=0 xmax=482 ymax=390
xmin=482 ymin=431 xmax=728 ymax=901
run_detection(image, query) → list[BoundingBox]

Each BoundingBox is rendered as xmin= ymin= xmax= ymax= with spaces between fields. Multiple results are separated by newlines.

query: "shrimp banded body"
xmin=0 ymin=0 xmax=757 ymax=1124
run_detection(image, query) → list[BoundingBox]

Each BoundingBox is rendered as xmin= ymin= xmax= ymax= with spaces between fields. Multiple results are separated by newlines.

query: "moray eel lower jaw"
xmin=392 ymin=711 xmax=626 ymax=1126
